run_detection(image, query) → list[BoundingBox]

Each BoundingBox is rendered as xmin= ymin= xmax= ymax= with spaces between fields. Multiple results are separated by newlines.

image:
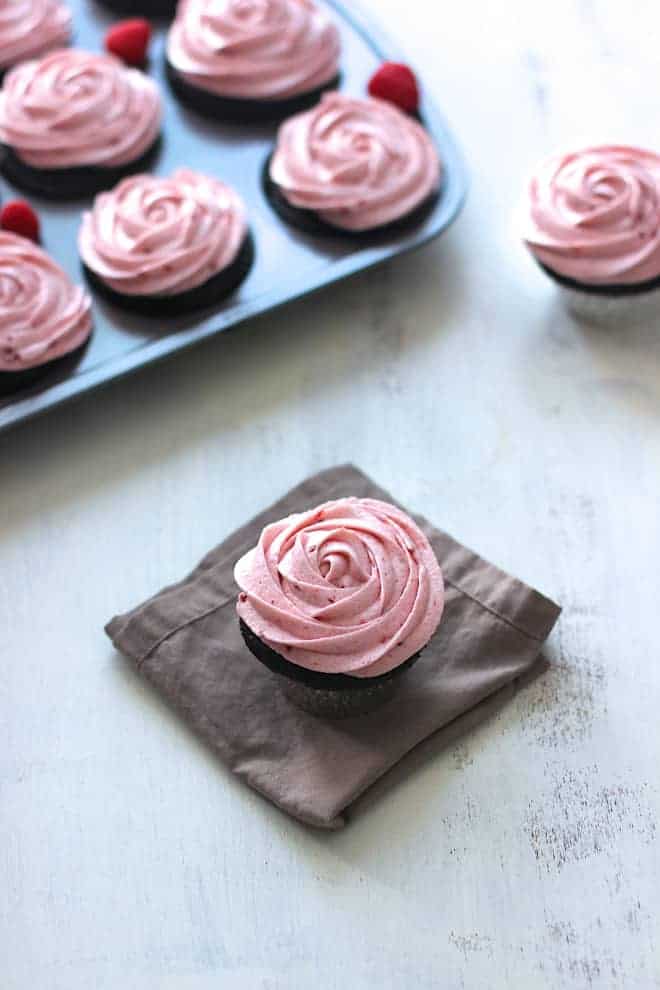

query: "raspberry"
xmin=368 ymin=62 xmax=420 ymax=114
xmin=105 ymin=18 xmax=152 ymax=67
xmin=0 ymin=200 xmax=40 ymax=242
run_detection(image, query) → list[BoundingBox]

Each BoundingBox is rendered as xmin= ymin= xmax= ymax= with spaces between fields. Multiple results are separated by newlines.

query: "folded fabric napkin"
xmin=106 ymin=464 xmax=561 ymax=829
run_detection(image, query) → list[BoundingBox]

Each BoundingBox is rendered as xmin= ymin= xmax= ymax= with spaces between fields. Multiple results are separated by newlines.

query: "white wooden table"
xmin=2 ymin=2 xmax=659 ymax=987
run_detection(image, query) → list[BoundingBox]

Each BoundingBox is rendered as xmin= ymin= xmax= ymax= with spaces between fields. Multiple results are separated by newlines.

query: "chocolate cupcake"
xmin=0 ymin=0 xmax=71 ymax=79
xmin=522 ymin=144 xmax=660 ymax=324
xmin=78 ymin=169 xmax=253 ymax=313
xmin=0 ymin=231 xmax=92 ymax=396
xmin=264 ymin=92 xmax=442 ymax=236
xmin=0 ymin=50 xmax=162 ymax=199
xmin=234 ymin=497 xmax=445 ymax=718
xmin=166 ymin=0 xmax=341 ymax=123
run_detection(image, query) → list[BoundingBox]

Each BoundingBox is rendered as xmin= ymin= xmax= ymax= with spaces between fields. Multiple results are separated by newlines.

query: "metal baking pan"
xmin=0 ymin=0 xmax=467 ymax=433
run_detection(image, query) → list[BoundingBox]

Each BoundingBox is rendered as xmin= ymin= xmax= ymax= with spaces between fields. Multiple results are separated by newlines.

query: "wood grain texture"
xmin=1 ymin=1 xmax=659 ymax=987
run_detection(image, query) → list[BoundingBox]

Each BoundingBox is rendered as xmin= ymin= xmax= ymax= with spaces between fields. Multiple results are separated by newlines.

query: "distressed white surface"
xmin=1 ymin=1 xmax=660 ymax=987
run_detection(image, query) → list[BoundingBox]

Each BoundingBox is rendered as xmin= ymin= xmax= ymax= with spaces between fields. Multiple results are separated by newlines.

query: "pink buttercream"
xmin=524 ymin=145 xmax=660 ymax=286
xmin=234 ymin=497 xmax=445 ymax=679
xmin=269 ymin=92 xmax=441 ymax=231
xmin=0 ymin=232 xmax=92 ymax=372
xmin=0 ymin=0 xmax=71 ymax=72
xmin=78 ymin=169 xmax=247 ymax=297
xmin=167 ymin=0 xmax=340 ymax=101
xmin=0 ymin=49 xmax=161 ymax=169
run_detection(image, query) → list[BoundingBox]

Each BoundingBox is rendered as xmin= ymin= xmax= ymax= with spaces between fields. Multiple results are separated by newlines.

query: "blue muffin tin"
xmin=0 ymin=0 xmax=467 ymax=434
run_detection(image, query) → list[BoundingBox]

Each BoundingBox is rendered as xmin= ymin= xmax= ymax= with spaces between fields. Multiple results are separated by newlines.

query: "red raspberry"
xmin=105 ymin=18 xmax=152 ymax=67
xmin=368 ymin=62 xmax=420 ymax=114
xmin=0 ymin=200 xmax=40 ymax=242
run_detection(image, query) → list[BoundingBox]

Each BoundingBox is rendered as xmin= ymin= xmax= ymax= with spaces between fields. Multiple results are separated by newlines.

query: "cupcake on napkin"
xmin=166 ymin=0 xmax=341 ymax=123
xmin=234 ymin=497 xmax=445 ymax=718
xmin=0 ymin=49 xmax=162 ymax=198
xmin=523 ymin=144 xmax=660 ymax=323
xmin=264 ymin=92 xmax=442 ymax=235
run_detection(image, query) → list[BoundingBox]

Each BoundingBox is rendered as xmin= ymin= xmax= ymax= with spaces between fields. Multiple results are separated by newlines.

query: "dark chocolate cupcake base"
xmin=539 ymin=262 xmax=660 ymax=297
xmin=0 ymin=138 xmax=161 ymax=200
xmin=98 ymin=0 xmax=176 ymax=17
xmin=165 ymin=59 xmax=340 ymax=124
xmin=82 ymin=232 xmax=254 ymax=316
xmin=240 ymin=618 xmax=421 ymax=718
xmin=262 ymin=153 xmax=441 ymax=239
xmin=0 ymin=338 xmax=90 ymax=398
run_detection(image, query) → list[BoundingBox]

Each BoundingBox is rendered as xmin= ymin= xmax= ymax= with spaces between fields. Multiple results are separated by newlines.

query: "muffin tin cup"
xmin=262 ymin=152 xmax=442 ymax=239
xmin=82 ymin=233 xmax=255 ymax=316
xmin=0 ymin=339 xmax=90 ymax=398
xmin=165 ymin=59 xmax=342 ymax=125
xmin=0 ymin=139 xmax=163 ymax=200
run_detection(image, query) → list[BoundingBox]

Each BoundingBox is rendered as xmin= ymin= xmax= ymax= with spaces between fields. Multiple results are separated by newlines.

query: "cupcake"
xmin=234 ymin=497 xmax=445 ymax=718
xmin=264 ymin=92 xmax=442 ymax=235
xmin=78 ymin=169 xmax=253 ymax=313
xmin=0 ymin=50 xmax=162 ymax=199
xmin=0 ymin=0 xmax=71 ymax=78
xmin=166 ymin=0 xmax=341 ymax=123
xmin=523 ymin=144 xmax=660 ymax=323
xmin=0 ymin=231 xmax=92 ymax=396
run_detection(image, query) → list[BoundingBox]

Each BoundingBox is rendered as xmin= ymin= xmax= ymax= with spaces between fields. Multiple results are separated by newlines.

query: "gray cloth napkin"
xmin=106 ymin=464 xmax=561 ymax=829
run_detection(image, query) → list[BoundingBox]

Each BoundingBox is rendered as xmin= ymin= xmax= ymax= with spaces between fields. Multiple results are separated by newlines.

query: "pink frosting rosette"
xmin=235 ymin=497 xmax=445 ymax=678
xmin=0 ymin=49 xmax=162 ymax=169
xmin=0 ymin=0 xmax=71 ymax=71
xmin=524 ymin=145 xmax=660 ymax=286
xmin=167 ymin=0 xmax=340 ymax=101
xmin=78 ymin=169 xmax=248 ymax=297
xmin=269 ymin=92 xmax=441 ymax=231
xmin=0 ymin=232 xmax=92 ymax=372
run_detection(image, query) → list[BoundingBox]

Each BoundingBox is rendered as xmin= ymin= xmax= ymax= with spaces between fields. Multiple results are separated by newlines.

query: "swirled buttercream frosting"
xmin=235 ymin=497 xmax=445 ymax=678
xmin=269 ymin=92 xmax=441 ymax=231
xmin=0 ymin=0 xmax=71 ymax=72
xmin=0 ymin=49 xmax=162 ymax=170
xmin=167 ymin=0 xmax=340 ymax=101
xmin=0 ymin=231 xmax=92 ymax=372
xmin=78 ymin=169 xmax=248 ymax=297
xmin=523 ymin=145 xmax=660 ymax=286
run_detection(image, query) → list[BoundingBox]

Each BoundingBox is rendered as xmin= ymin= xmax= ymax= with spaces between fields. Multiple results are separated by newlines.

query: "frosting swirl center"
xmin=235 ymin=497 xmax=445 ymax=678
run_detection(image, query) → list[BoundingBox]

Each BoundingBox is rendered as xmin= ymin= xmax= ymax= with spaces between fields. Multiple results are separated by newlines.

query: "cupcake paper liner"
xmin=536 ymin=261 xmax=660 ymax=326
xmin=556 ymin=282 xmax=660 ymax=325
xmin=279 ymin=675 xmax=400 ymax=718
